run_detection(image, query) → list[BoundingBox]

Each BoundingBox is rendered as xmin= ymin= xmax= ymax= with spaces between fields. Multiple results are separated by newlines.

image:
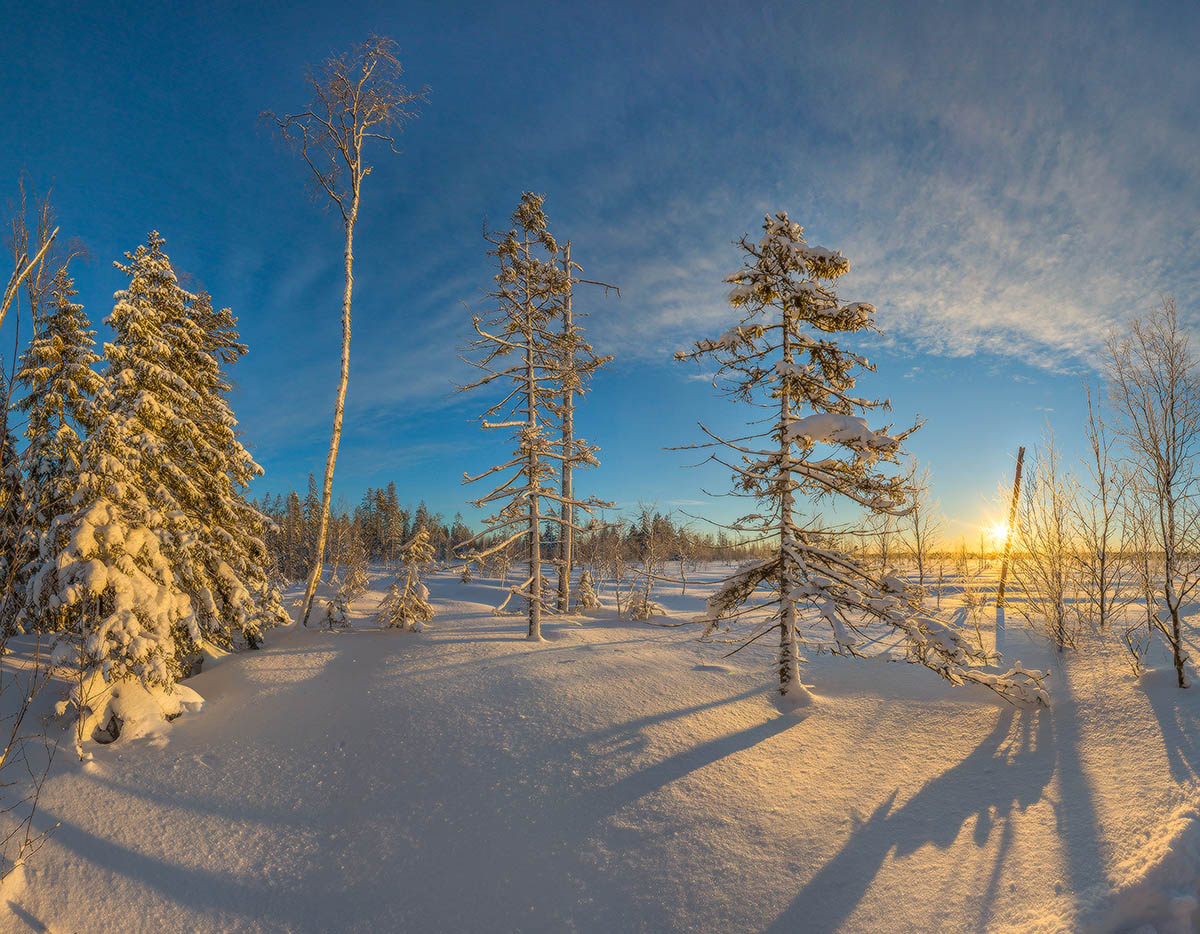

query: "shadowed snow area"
xmin=5 ymin=567 xmax=1200 ymax=933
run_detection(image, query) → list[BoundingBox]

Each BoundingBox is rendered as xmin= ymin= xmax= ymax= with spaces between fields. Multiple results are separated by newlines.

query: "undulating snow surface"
xmin=4 ymin=566 xmax=1200 ymax=933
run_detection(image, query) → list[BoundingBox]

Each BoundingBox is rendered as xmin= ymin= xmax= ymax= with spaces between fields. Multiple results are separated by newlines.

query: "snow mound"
xmin=63 ymin=671 xmax=205 ymax=754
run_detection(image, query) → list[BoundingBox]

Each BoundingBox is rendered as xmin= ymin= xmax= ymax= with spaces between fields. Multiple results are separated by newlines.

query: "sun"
xmin=986 ymin=522 xmax=1011 ymax=545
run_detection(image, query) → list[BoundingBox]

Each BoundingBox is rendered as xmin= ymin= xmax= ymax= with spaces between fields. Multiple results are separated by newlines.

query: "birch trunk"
xmin=558 ymin=244 xmax=574 ymax=614
xmin=301 ymin=199 xmax=357 ymax=625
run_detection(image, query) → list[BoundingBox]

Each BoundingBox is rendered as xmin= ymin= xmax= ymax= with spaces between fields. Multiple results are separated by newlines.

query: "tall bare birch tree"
xmin=268 ymin=36 xmax=426 ymax=625
xmin=457 ymin=194 xmax=606 ymax=640
xmin=676 ymin=212 xmax=1047 ymax=707
xmin=1106 ymin=298 xmax=1200 ymax=688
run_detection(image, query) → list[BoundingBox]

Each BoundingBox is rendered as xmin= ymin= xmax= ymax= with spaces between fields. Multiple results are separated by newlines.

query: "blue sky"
xmin=1 ymin=0 xmax=1196 ymax=541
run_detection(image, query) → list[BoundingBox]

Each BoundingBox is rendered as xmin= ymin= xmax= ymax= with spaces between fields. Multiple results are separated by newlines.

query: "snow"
xmin=5 ymin=565 xmax=1200 ymax=932
xmin=786 ymin=412 xmax=898 ymax=451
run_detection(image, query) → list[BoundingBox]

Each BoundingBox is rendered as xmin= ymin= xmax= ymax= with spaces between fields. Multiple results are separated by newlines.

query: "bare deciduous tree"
xmin=1106 ymin=298 xmax=1200 ymax=688
xmin=267 ymin=36 xmax=426 ymax=626
xmin=1013 ymin=432 xmax=1077 ymax=651
xmin=1072 ymin=380 xmax=1130 ymax=632
xmin=902 ymin=466 xmax=944 ymax=594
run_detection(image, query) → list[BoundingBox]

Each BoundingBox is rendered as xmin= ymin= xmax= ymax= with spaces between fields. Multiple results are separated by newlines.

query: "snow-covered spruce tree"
xmin=323 ymin=588 xmax=351 ymax=630
xmin=676 ymin=212 xmax=1047 ymax=707
xmin=457 ymin=193 xmax=606 ymax=640
xmin=103 ymin=235 xmax=285 ymax=650
xmin=380 ymin=526 xmax=434 ymax=631
xmin=552 ymin=242 xmax=615 ymax=612
xmin=376 ymin=581 xmax=401 ymax=626
xmin=576 ymin=568 xmax=600 ymax=609
xmin=324 ymin=531 xmax=368 ymax=631
xmin=341 ymin=532 xmax=370 ymax=599
xmin=11 ymin=269 xmax=103 ymax=630
xmin=0 ymin=388 xmax=23 ymax=630
xmin=26 ymin=380 xmax=194 ymax=691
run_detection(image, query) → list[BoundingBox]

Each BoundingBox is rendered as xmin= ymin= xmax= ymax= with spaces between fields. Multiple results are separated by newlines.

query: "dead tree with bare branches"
xmin=1013 ymin=432 xmax=1077 ymax=652
xmin=553 ymin=242 xmax=615 ymax=612
xmin=456 ymin=194 xmax=608 ymax=640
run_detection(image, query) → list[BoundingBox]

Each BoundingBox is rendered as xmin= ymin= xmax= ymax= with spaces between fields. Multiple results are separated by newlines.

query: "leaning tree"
xmin=268 ymin=36 xmax=426 ymax=625
xmin=676 ymin=212 xmax=1047 ymax=707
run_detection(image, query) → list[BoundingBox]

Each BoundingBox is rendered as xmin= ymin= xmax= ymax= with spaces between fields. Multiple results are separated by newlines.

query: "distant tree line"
xmin=255 ymin=479 xmax=471 ymax=579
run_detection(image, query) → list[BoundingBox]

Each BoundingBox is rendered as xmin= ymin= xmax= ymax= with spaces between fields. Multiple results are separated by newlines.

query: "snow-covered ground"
xmin=4 ymin=565 xmax=1200 ymax=933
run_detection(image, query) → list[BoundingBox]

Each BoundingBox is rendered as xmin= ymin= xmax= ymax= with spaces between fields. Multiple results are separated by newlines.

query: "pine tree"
xmin=341 ymin=531 xmax=370 ymax=598
xmin=376 ymin=581 xmax=402 ymax=627
xmin=27 ymin=383 xmax=193 ymax=685
xmin=284 ymin=491 xmax=305 ymax=580
xmin=676 ymin=212 xmax=1047 ymax=707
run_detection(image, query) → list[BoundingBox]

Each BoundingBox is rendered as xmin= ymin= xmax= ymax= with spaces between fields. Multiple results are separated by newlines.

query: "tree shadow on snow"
xmin=581 ymin=685 xmax=768 ymax=752
xmin=1142 ymin=671 xmax=1200 ymax=783
xmin=589 ymin=713 xmax=801 ymax=818
xmin=20 ymin=808 xmax=312 ymax=926
xmin=4 ymin=901 xmax=50 ymax=933
xmin=766 ymin=709 xmax=1052 ymax=934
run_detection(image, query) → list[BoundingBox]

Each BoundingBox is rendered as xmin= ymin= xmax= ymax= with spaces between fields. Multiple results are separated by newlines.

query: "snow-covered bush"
xmin=460 ymin=563 xmax=472 ymax=583
xmin=627 ymin=585 xmax=663 ymax=621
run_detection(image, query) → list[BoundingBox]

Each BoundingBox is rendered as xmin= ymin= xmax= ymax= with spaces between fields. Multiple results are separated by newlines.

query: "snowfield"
xmin=5 ymin=565 xmax=1200 ymax=933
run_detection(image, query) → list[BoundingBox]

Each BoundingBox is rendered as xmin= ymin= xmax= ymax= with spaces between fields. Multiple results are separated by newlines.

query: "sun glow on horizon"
xmin=986 ymin=522 xmax=1011 ymax=546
